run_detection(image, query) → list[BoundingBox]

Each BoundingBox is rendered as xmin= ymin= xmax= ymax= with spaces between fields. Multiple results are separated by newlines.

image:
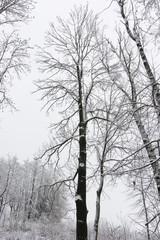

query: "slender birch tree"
xmin=100 ymin=27 xmax=160 ymax=231
xmin=115 ymin=0 xmax=160 ymax=199
xmin=92 ymin=84 xmax=127 ymax=240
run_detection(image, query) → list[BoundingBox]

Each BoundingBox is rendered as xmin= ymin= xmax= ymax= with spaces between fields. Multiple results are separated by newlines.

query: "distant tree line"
xmin=0 ymin=157 xmax=66 ymax=228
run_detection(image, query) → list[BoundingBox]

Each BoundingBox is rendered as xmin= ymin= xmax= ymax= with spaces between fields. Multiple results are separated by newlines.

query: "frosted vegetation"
xmin=0 ymin=157 xmax=157 ymax=239
xmin=1 ymin=0 xmax=160 ymax=239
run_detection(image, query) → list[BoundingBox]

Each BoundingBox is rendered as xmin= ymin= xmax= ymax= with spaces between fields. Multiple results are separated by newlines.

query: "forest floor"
xmin=0 ymin=218 xmax=75 ymax=240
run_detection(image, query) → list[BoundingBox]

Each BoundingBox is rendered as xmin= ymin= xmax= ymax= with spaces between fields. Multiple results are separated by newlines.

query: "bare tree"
xmin=36 ymin=5 xmax=106 ymax=239
xmin=0 ymin=31 xmax=30 ymax=109
xmin=91 ymin=78 xmax=127 ymax=239
xmin=0 ymin=0 xmax=35 ymax=110
xmin=0 ymin=0 xmax=35 ymax=25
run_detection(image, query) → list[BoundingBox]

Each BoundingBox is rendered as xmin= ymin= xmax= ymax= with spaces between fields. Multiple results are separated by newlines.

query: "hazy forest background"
xmin=0 ymin=0 xmax=160 ymax=239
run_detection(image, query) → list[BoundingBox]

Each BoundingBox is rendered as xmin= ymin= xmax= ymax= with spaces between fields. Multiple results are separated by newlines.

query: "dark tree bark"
xmin=75 ymin=65 xmax=88 ymax=240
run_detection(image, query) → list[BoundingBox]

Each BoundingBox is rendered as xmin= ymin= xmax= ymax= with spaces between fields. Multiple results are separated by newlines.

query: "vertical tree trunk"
xmin=93 ymin=111 xmax=109 ymax=240
xmin=93 ymin=174 xmax=104 ymax=240
xmin=27 ymin=172 xmax=36 ymax=220
xmin=75 ymin=66 xmax=88 ymax=240
xmin=140 ymin=176 xmax=151 ymax=240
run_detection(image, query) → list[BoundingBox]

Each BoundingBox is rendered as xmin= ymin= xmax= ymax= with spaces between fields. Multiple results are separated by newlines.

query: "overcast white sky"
xmin=0 ymin=0 xmax=136 ymax=225
xmin=0 ymin=0 xmax=118 ymax=161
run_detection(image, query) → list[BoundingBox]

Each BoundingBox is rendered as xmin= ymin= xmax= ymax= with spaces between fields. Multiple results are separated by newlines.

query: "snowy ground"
xmin=0 ymin=218 xmax=75 ymax=240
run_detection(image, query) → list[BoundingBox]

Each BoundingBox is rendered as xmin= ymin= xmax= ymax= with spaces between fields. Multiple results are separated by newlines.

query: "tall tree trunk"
xmin=75 ymin=65 xmax=88 ymax=240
